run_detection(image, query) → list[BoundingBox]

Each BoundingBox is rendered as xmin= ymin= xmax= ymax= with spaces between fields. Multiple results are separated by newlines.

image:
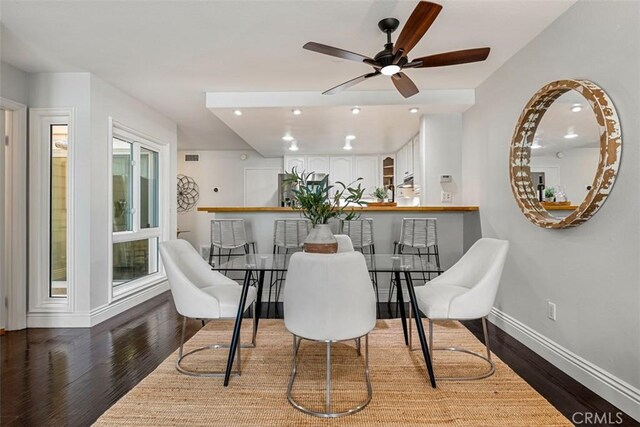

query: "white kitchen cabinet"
xmin=395 ymin=145 xmax=406 ymax=185
xmin=329 ymin=156 xmax=353 ymax=196
xmin=284 ymin=156 xmax=305 ymax=174
xmin=354 ymin=156 xmax=379 ymax=197
xmin=412 ymin=136 xmax=422 ymax=195
xmin=395 ymin=135 xmax=418 ymax=184
xmin=306 ymin=156 xmax=330 ymax=175
xmin=406 ymin=138 xmax=415 ymax=177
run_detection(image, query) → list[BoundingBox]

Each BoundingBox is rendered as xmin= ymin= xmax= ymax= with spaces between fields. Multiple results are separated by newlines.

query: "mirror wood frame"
xmin=509 ymin=79 xmax=621 ymax=229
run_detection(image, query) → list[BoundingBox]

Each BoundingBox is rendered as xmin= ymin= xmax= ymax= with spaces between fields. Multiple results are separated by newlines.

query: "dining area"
xmin=155 ymin=168 xmax=511 ymax=420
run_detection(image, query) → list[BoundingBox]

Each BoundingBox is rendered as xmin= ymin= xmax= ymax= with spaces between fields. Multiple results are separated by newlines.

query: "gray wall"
xmin=0 ymin=62 xmax=29 ymax=104
xmin=462 ymin=0 xmax=639 ymax=418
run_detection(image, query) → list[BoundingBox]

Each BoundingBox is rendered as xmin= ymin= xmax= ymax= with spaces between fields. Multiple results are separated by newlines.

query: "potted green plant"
xmin=544 ymin=187 xmax=555 ymax=202
xmin=286 ymin=168 xmax=365 ymax=253
xmin=371 ymin=187 xmax=388 ymax=203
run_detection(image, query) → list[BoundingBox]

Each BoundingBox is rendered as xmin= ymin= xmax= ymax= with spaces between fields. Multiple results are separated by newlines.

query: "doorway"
xmin=1 ymin=99 xmax=28 ymax=331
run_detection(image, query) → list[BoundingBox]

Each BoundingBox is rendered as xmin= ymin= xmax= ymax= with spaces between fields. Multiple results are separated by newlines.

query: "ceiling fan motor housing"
xmin=378 ymin=18 xmax=400 ymax=34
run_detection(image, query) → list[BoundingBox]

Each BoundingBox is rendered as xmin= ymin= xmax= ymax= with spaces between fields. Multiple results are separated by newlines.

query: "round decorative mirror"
xmin=509 ymin=79 xmax=621 ymax=228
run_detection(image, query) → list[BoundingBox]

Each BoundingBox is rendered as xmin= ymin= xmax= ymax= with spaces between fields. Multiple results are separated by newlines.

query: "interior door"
xmin=244 ymin=168 xmax=282 ymax=207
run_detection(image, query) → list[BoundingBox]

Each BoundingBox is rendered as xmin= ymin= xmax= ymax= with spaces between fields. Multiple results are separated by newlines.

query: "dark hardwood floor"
xmin=1 ymin=292 xmax=634 ymax=426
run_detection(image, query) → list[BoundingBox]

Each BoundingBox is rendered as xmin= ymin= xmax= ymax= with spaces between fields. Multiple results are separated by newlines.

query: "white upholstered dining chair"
xmin=159 ymin=240 xmax=257 ymax=377
xmin=410 ymin=238 xmax=509 ymax=380
xmin=283 ymin=234 xmax=376 ymax=417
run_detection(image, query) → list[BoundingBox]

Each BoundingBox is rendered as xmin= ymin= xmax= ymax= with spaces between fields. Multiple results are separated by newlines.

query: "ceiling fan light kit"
xmin=303 ymin=1 xmax=491 ymax=98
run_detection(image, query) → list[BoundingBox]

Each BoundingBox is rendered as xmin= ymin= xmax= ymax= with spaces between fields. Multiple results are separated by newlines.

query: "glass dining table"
xmin=212 ymin=253 xmax=442 ymax=388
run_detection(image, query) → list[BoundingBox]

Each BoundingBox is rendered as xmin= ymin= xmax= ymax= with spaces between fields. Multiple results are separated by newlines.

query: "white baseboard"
xmin=27 ymin=311 xmax=92 ymax=328
xmin=27 ymin=282 xmax=170 ymax=328
xmin=489 ymin=308 xmax=640 ymax=422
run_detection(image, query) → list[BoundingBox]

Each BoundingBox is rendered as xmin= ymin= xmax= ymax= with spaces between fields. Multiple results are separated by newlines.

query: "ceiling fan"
xmin=303 ymin=1 xmax=490 ymax=98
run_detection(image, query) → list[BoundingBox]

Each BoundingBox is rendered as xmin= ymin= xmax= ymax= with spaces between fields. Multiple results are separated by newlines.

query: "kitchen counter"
xmin=190 ymin=205 xmax=482 ymax=301
xmin=197 ymin=205 xmax=479 ymax=213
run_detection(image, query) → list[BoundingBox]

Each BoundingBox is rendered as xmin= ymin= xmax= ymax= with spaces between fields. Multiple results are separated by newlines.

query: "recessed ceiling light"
xmin=292 ymin=108 xmax=302 ymax=115
xmin=351 ymin=107 xmax=361 ymax=115
xmin=564 ymin=132 xmax=579 ymax=139
xmin=381 ymin=65 xmax=401 ymax=76
xmin=282 ymin=135 xmax=294 ymax=142
xmin=233 ymin=109 xmax=242 ymax=116
xmin=345 ymin=135 xmax=356 ymax=141
xmin=570 ymin=104 xmax=583 ymax=113
xmin=289 ymin=140 xmax=299 ymax=151
xmin=409 ymin=107 xmax=419 ymax=114
xmin=343 ymin=140 xmax=353 ymax=151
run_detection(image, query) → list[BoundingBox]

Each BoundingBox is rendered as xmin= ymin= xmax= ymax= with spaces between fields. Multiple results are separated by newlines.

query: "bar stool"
xmin=388 ymin=218 xmax=441 ymax=311
xmin=268 ymin=219 xmax=311 ymax=317
xmin=208 ymin=219 xmax=256 ymax=268
xmin=340 ymin=218 xmax=379 ymax=312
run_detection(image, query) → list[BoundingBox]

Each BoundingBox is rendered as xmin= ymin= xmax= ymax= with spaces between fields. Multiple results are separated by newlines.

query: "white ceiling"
xmin=1 ymin=0 xmax=576 ymax=153
xmin=214 ymin=105 xmax=436 ymax=156
xmin=532 ymin=91 xmax=600 ymax=156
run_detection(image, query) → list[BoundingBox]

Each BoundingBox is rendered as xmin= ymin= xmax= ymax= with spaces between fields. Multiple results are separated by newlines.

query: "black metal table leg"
xmin=254 ymin=270 xmax=265 ymax=335
xmin=403 ymin=271 xmax=436 ymax=388
xmin=394 ymin=271 xmax=409 ymax=346
xmin=224 ymin=270 xmax=252 ymax=386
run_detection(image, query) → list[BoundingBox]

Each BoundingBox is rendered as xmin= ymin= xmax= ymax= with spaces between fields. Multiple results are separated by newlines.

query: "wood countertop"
xmin=545 ymin=206 xmax=579 ymax=211
xmin=197 ymin=206 xmax=479 ymax=213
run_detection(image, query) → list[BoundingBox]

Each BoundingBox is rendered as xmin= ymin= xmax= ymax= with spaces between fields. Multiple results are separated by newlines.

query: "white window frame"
xmin=28 ymin=108 xmax=75 ymax=313
xmin=108 ymin=118 xmax=169 ymax=301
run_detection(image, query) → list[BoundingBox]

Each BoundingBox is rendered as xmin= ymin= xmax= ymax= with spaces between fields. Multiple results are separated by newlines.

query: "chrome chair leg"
xmin=409 ymin=303 xmax=413 ymax=350
xmin=428 ymin=318 xmax=433 ymax=359
xmin=326 ymin=342 xmax=331 ymax=414
xmin=421 ymin=316 xmax=495 ymax=381
xmin=287 ymin=334 xmax=372 ymax=418
xmin=176 ymin=307 xmax=258 ymax=378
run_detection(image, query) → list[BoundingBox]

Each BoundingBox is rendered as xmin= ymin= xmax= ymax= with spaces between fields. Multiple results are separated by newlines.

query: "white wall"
xmin=421 ymin=113 xmax=463 ymax=205
xmin=28 ymin=72 xmax=178 ymax=321
xmin=462 ymin=1 xmax=640 ymax=419
xmin=0 ymin=62 xmax=29 ymax=105
xmin=29 ymin=73 xmax=93 ymax=314
xmin=90 ymin=75 xmax=178 ymax=310
xmin=177 ymin=150 xmax=282 ymax=250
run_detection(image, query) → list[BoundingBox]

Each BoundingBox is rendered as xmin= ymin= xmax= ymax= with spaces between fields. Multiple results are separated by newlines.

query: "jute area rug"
xmin=95 ymin=319 xmax=569 ymax=426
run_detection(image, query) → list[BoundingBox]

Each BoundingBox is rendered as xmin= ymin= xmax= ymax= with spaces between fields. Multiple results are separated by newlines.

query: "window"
xmin=111 ymin=124 xmax=165 ymax=295
xmin=50 ymin=124 xmax=69 ymax=298
xmin=29 ymin=108 xmax=75 ymax=313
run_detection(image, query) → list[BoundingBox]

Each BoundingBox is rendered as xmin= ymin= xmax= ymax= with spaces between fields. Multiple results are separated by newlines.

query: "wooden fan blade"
xmin=323 ymin=72 xmax=380 ymax=95
xmin=393 ymin=1 xmax=442 ymax=56
xmin=414 ymin=47 xmax=490 ymax=68
xmin=304 ymin=42 xmax=373 ymax=63
xmin=391 ymin=72 xmax=419 ymax=98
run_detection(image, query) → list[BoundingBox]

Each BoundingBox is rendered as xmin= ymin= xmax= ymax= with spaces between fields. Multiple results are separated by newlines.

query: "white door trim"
xmin=1 ymin=98 xmax=27 ymax=330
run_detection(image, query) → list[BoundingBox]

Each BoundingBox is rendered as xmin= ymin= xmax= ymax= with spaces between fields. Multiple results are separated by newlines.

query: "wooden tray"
xmin=366 ymin=202 xmax=397 ymax=207
xmin=541 ymin=201 xmax=571 ymax=207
